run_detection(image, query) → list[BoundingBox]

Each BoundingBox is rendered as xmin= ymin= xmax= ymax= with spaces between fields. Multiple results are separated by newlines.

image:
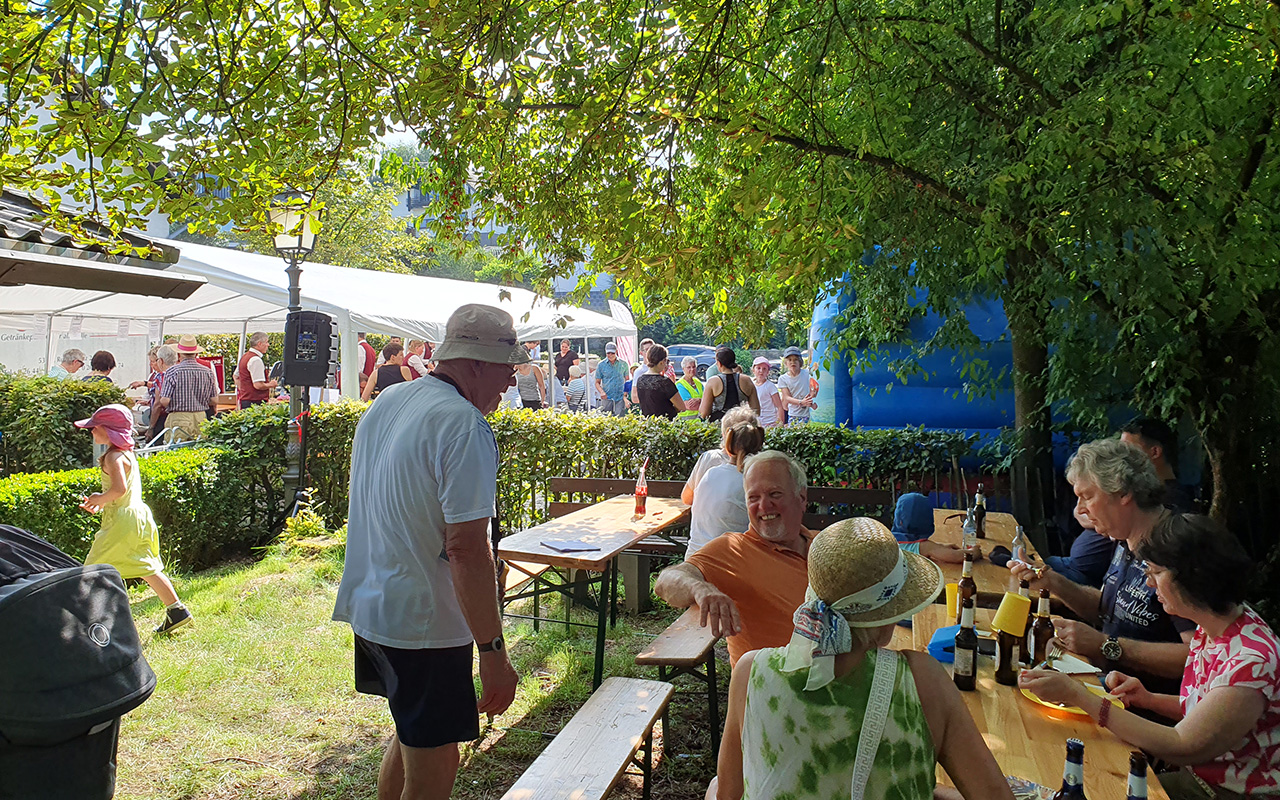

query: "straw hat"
xmin=431 ymin=304 xmax=531 ymax=365
xmin=175 ymin=334 xmax=202 ymax=354
xmin=807 ymin=517 xmax=943 ymax=627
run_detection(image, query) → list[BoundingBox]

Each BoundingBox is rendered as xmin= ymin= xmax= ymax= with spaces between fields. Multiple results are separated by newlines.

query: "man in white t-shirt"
xmin=776 ymin=346 xmax=816 ymax=425
xmin=629 ymin=337 xmax=656 ymax=404
xmin=750 ymin=356 xmax=783 ymax=427
xmin=333 ymin=305 xmax=526 ymax=800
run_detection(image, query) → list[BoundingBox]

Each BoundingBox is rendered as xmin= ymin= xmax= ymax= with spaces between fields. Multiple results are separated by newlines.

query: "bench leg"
xmin=658 ymin=666 xmax=670 ymax=741
xmin=610 ymin=556 xmax=619 ymax=628
xmin=592 ymin=559 xmax=610 ymax=689
xmin=641 ymin=728 xmax=653 ymax=800
xmin=706 ymin=651 xmax=720 ymax=759
xmin=532 ymin=572 xmax=541 ymax=633
xmin=618 ymin=553 xmax=652 ymax=614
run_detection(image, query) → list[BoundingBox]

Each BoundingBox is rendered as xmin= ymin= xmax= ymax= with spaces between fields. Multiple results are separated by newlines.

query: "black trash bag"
xmin=0 ymin=527 xmax=156 ymax=800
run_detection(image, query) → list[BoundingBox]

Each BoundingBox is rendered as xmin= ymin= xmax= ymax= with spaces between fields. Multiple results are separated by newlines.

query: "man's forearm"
xmin=654 ymin=567 xmax=708 ymax=609
xmin=447 ymin=545 xmax=504 ymax=645
xmin=1050 ymin=574 xmax=1103 ymax=624
xmin=1118 ymin=638 xmax=1191 ymax=679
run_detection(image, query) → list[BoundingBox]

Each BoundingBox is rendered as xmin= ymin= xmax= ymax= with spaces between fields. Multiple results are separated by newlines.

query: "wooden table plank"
xmin=636 ymin=605 xmax=718 ymax=667
xmin=911 ymin=605 xmax=1167 ymax=800
xmin=500 ymin=677 xmax=673 ymax=800
xmin=498 ymin=496 xmax=690 ymax=570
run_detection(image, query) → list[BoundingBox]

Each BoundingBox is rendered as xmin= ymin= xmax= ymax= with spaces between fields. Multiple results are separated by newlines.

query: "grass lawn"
xmin=115 ymin=537 xmax=725 ymax=799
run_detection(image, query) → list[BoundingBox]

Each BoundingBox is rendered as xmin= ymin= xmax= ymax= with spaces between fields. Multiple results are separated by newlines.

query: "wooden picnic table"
xmin=498 ymin=495 xmax=691 ymax=687
xmin=911 ymin=604 xmax=1168 ymax=799
xmin=930 ymin=508 xmax=1039 ymax=601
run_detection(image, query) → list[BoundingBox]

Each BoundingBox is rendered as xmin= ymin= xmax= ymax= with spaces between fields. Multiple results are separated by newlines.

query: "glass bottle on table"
xmin=1012 ymin=523 xmax=1028 ymax=564
xmin=1126 ymin=751 xmax=1147 ymax=799
xmin=995 ymin=626 xmax=1021 ymax=686
xmin=1052 ymin=738 xmax=1087 ymax=799
xmin=962 ymin=506 xmax=978 ymax=551
xmin=953 ymin=594 xmax=978 ymax=692
xmin=956 ymin=551 xmax=977 ymax=626
xmin=1017 ymin=578 xmax=1032 ymax=664
xmin=974 ymin=482 xmax=987 ymax=538
xmin=1029 ymin=588 xmax=1056 ymax=666
xmin=634 ymin=457 xmax=649 ymax=516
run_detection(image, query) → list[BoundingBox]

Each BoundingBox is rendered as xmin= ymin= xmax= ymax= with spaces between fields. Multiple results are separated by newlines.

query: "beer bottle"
xmin=974 ymin=483 xmax=987 ymax=538
xmin=956 ymin=551 xmax=977 ymax=626
xmin=1017 ymin=578 xmax=1032 ymax=665
xmin=1126 ymin=751 xmax=1147 ymax=799
xmin=1052 ymin=738 xmax=1087 ymax=798
xmin=953 ymin=594 xmax=978 ymax=692
xmin=1029 ymin=588 xmax=1056 ymax=666
xmin=995 ymin=626 xmax=1020 ymax=686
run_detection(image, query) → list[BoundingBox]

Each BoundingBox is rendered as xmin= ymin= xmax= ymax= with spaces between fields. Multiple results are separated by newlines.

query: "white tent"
xmin=0 ymin=239 xmax=635 ymax=397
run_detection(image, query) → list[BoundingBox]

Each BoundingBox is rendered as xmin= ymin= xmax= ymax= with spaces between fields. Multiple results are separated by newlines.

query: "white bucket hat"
xmin=431 ymin=304 xmax=531 ymax=365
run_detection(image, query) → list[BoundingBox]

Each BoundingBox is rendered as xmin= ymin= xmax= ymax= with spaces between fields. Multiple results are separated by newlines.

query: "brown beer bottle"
xmin=1126 ymin=751 xmax=1147 ymax=799
xmin=953 ymin=594 xmax=978 ymax=691
xmin=973 ymin=483 xmax=987 ymax=538
xmin=995 ymin=627 xmax=1020 ymax=685
xmin=1052 ymin=738 xmax=1087 ymax=798
xmin=1017 ymin=578 xmax=1032 ymax=665
xmin=1029 ymin=588 xmax=1056 ymax=666
xmin=956 ymin=551 xmax=977 ymax=626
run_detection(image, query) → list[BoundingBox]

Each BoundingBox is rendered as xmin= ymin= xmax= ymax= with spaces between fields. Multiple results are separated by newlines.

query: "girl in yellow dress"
xmin=76 ymin=404 xmax=192 ymax=634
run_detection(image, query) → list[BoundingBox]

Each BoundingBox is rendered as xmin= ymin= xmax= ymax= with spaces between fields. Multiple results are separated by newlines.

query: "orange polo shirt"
xmin=686 ymin=527 xmax=812 ymax=666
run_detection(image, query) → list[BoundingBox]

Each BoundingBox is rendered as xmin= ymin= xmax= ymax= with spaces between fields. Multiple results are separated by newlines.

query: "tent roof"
xmin=0 ymin=239 xmax=635 ymax=341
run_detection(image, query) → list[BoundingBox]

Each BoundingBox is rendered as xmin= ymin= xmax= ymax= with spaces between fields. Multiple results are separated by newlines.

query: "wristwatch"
xmin=478 ymin=635 xmax=505 ymax=653
xmin=1101 ymin=636 xmax=1124 ymax=662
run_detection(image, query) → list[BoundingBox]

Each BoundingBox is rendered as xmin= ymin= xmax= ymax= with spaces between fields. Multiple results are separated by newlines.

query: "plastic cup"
xmin=945 ymin=583 xmax=959 ymax=620
xmin=992 ymin=591 xmax=1032 ymax=637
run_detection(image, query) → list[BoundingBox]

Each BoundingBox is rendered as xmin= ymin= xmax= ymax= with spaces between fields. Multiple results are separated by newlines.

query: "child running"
xmin=76 ymin=404 xmax=192 ymax=634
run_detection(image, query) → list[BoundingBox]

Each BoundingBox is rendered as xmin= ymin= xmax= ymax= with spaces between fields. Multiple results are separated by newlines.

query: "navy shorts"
xmin=354 ymin=636 xmax=478 ymax=748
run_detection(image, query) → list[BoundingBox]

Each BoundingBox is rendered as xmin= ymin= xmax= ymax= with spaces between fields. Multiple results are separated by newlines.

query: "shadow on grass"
xmin=285 ymin=723 xmax=386 ymax=800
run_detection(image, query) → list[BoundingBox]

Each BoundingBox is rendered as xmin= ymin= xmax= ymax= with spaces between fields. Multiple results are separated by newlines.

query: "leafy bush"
xmin=0 ymin=376 xmax=128 ymax=474
xmin=194 ymin=333 xmax=286 ymax=392
xmin=0 ymin=448 xmax=263 ymax=570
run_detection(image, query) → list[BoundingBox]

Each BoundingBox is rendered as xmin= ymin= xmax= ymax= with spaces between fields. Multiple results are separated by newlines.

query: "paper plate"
xmin=1020 ymin=683 xmax=1121 ymax=716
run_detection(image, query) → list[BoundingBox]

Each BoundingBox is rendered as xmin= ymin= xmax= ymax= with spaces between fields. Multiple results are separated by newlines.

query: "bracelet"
xmin=1096 ymin=695 xmax=1112 ymax=729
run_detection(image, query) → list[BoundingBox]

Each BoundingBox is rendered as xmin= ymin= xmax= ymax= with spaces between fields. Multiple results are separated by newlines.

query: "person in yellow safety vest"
xmin=675 ymin=356 xmax=704 ymax=419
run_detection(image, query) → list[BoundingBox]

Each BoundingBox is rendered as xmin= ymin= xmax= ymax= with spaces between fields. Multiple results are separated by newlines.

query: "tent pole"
xmin=339 ymin=311 xmax=359 ymax=400
xmin=238 ymin=320 xmax=248 ymax=362
xmin=44 ymin=314 xmax=56 ymax=376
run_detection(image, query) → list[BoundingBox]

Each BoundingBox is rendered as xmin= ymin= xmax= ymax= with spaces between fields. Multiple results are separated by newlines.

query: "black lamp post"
xmin=269 ymin=190 xmax=317 ymax=313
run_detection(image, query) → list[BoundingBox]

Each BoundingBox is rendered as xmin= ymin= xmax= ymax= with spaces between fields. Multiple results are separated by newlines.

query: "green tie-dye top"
xmin=741 ymin=647 xmax=936 ymax=800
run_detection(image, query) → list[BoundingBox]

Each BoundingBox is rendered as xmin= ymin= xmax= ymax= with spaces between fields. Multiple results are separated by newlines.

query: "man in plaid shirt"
xmin=159 ymin=335 xmax=218 ymax=443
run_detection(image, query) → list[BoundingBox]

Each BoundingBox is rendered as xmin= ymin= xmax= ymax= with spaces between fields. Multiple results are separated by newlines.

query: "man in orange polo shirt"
xmin=655 ymin=450 xmax=812 ymax=666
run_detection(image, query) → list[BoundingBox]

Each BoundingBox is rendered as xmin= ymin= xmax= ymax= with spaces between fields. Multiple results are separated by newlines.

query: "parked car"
xmin=664 ymin=344 xmax=717 ymax=380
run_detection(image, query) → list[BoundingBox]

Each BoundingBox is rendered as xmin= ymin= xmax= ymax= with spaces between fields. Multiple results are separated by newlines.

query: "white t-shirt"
xmin=684 ymin=448 xmax=733 ymax=499
xmin=687 ymin=463 xmax=749 ymax=557
xmin=332 ymin=376 xmax=498 ymax=649
xmin=777 ymin=369 xmax=813 ymax=423
xmin=754 ymin=380 xmax=781 ymax=426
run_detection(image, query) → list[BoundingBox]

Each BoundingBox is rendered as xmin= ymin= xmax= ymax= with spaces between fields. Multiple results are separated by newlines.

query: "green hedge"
xmin=0 ymin=376 xmax=128 ymax=475
xmin=0 ymin=447 xmax=263 ymax=570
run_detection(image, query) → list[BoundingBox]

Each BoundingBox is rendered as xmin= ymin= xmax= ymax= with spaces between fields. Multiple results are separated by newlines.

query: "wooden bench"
xmin=635 ymin=605 xmax=721 ymax=758
xmin=500 ymin=677 xmax=674 ymax=800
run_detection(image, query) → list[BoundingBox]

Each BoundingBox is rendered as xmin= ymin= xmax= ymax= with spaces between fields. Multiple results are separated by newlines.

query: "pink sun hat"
xmin=74 ymin=404 xmax=135 ymax=450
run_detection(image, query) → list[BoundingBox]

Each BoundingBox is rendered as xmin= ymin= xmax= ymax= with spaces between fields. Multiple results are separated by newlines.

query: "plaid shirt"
xmin=160 ymin=358 xmax=217 ymax=412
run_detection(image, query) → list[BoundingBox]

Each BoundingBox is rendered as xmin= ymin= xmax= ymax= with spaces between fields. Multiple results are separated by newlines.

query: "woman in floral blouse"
xmin=1022 ymin=513 xmax=1280 ymax=798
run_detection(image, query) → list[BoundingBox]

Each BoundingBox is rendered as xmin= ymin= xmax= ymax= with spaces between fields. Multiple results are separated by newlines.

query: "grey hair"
xmin=681 ymin=356 xmax=698 ymax=369
xmin=249 ymin=331 xmax=270 ymax=348
xmin=59 ymin=348 xmax=86 ymax=365
xmin=742 ymin=449 xmax=808 ymax=497
xmin=156 ymin=345 xmax=178 ymax=367
xmin=1067 ymin=437 xmax=1164 ymax=510
xmin=720 ymin=404 xmax=757 ymax=433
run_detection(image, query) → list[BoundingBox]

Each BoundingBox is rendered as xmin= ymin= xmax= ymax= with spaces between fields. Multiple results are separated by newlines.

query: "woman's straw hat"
xmin=807 ymin=517 xmax=943 ymax=627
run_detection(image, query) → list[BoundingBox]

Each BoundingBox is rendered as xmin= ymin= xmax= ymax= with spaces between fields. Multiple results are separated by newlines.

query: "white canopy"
xmin=0 ymin=239 xmax=635 ymax=397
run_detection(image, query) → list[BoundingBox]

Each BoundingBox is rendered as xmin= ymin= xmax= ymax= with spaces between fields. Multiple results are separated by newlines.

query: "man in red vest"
xmin=358 ymin=332 xmax=377 ymax=391
xmin=236 ymin=332 xmax=278 ymax=409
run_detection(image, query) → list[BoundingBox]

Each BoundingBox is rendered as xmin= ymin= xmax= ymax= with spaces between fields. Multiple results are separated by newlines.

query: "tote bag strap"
xmin=850 ymin=648 xmax=899 ymax=800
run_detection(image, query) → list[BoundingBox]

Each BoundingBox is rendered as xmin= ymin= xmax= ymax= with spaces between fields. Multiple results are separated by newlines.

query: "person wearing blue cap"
xmin=891 ymin=493 xmax=969 ymax=564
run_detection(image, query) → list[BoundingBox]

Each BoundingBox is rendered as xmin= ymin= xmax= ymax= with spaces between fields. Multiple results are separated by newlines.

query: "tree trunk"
xmin=1005 ymin=252 xmax=1055 ymax=547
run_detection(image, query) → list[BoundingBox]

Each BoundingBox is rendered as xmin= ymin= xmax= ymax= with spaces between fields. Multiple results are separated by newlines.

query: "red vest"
xmin=236 ymin=350 xmax=269 ymax=406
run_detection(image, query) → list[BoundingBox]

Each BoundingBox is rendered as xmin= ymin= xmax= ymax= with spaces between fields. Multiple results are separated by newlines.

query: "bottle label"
xmin=961 ymin=606 xmax=974 ymax=628
xmin=954 ymin=648 xmax=974 ymax=677
xmin=1128 ymin=775 xmax=1147 ymax=797
xmin=961 ymin=560 xmax=973 ymax=577
xmin=1028 ymin=631 xmax=1039 ymax=660
xmin=1063 ymin=764 xmax=1084 ymax=787
xmin=1038 ymin=597 xmax=1051 ymax=615
xmin=996 ymin=640 xmax=1006 ymax=672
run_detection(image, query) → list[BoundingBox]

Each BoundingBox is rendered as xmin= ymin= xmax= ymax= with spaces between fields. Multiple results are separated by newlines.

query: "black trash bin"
xmin=0 ymin=525 xmax=156 ymax=800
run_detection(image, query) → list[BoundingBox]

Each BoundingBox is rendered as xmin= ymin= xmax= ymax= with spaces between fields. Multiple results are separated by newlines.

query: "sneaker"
xmin=155 ymin=605 xmax=192 ymax=634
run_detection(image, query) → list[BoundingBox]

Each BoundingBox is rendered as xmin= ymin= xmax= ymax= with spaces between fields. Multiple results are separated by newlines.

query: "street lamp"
xmin=268 ymin=190 xmax=317 ymax=312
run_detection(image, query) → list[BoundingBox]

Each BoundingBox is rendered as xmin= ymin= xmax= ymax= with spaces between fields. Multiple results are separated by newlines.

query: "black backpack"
xmin=0 ymin=525 xmax=156 ymax=799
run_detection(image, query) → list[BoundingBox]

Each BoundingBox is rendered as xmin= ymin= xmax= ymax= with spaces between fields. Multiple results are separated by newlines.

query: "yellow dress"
xmin=84 ymin=450 xmax=165 ymax=579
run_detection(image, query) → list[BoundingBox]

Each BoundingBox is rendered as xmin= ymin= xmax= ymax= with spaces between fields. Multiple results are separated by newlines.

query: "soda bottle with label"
xmin=634 ymin=457 xmax=649 ymax=516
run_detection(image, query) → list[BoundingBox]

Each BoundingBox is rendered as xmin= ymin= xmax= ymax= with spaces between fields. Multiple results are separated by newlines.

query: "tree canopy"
xmin=3 ymin=0 xmax=1279 ymax=527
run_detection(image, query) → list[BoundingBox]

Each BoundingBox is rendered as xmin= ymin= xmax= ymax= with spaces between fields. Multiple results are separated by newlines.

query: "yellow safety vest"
xmin=676 ymin=377 xmax=703 ymax=418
